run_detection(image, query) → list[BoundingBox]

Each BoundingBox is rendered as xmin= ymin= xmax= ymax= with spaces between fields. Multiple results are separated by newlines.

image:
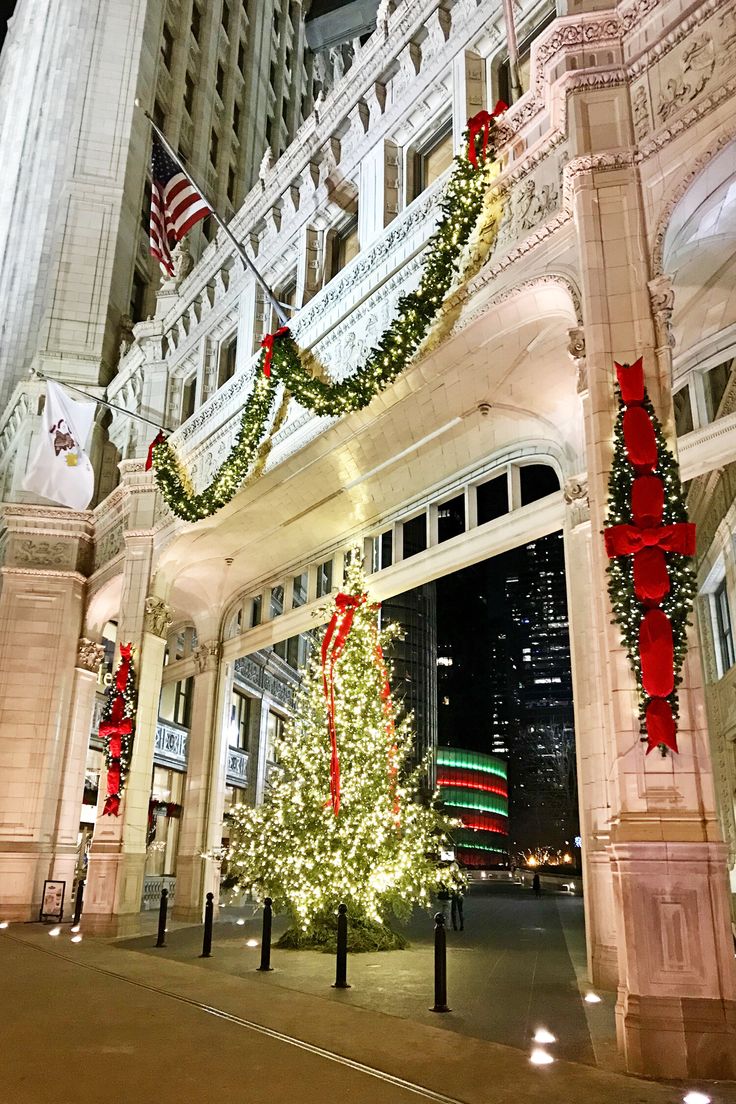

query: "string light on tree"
xmin=226 ymin=552 xmax=463 ymax=948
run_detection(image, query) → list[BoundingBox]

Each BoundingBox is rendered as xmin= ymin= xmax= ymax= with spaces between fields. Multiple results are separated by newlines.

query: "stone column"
xmin=172 ymin=640 xmax=224 ymax=922
xmin=83 ymin=593 xmax=170 ymax=936
xmin=567 ymin=118 xmax=736 ymax=1074
xmin=0 ymin=505 xmax=94 ymax=920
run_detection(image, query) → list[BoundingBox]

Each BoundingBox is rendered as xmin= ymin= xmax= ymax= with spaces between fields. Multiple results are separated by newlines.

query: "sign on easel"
xmin=40 ymin=880 xmax=66 ymax=922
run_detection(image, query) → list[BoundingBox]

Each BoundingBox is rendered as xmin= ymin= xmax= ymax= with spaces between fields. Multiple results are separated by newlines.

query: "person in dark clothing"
xmin=451 ymin=888 xmax=464 ymax=931
xmin=532 ymin=872 xmax=541 ymax=897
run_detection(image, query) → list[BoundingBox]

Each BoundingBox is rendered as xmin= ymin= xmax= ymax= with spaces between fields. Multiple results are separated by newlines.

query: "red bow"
xmin=145 ymin=431 xmax=167 ymax=472
xmin=614 ymin=357 xmax=644 ymax=404
xmin=466 ymin=101 xmax=507 ymax=168
xmin=604 ymin=522 xmax=696 ymax=559
xmin=321 ymin=593 xmax=366 ymax=815
xmin=261 ymin=326 xmax=289 ymax=377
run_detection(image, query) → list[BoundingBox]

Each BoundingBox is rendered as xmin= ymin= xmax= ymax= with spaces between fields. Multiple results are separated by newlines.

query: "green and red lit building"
xmin=436 ymin=748 xmax=509 ymax=867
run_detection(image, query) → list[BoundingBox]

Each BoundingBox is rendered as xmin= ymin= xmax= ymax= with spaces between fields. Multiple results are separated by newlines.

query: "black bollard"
xmin=155 ymin=887 xmax=168 ymax=948
xmin=430 ymin=912 xmax=450 ymax=1012
xmin=332 ymin=903 xmax=351 ymax=989
xmin=72 ymin=879 xmax=85 ymax=927
xmin=200 ymin=892 xmax=214 ymax=958
xmin=258 ymin=896 xmax=273 ymax=971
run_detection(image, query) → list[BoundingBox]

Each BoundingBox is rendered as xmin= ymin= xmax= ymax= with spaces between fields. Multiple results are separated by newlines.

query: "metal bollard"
xmin=72 ymin=879 xmax=85 ymax=927
xmin=155 ymin=887 xmax=168 ymax=948
xmin=332 ymin=903 xmax=351 ymax=989
xmin=258 ymin=896 xmax=273 ymax=971
xmin=200 ymin=892 xmax=214 ymax=958
xmin=430 ymin=912 xmax=450 ymax=1012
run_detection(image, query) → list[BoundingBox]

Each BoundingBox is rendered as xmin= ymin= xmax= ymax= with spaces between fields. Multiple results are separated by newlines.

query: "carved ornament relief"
xmin=647 ymin=274 xmax=676 ymax=350
xmin=144 ymin=596 xmax=173 ymax=638
xmin=492 ymin=176 xmax=561 ymax=258
xmin=193 ymin=640 xmax=222 ymax=674
xmin=77 ymin=637 xmax=106 ymax=673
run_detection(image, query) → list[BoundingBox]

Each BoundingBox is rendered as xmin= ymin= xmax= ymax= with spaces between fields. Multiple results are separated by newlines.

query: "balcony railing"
xmin=142 ymin=874 xmax=176 ymax=910
xmin=154 ymin=721 xmax=189 ymax=771
xmin=226 ymin=746 xmax=248 ymax=788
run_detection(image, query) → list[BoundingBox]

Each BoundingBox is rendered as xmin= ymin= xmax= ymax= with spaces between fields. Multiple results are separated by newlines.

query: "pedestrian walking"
xmin=532 ymin=872 xmax=541 ymax=898
xmin=451 ymin=887 xmax=464 ymax=931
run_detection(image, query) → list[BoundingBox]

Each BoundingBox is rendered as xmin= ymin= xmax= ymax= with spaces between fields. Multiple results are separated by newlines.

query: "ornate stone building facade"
xmin=1 ymin=0 xmax=736 ymax=1080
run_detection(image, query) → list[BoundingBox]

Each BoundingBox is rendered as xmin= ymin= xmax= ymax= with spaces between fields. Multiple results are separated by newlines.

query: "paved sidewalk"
xmin=3 ymin=926 xmax=733 ymax=1104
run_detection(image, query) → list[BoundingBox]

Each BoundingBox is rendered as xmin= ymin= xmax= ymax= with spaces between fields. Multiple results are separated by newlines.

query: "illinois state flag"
xmin=24 ymin=380 xmax=95 ymax=510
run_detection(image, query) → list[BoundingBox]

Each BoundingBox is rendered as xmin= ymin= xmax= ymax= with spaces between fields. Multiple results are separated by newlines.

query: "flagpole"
xmin=501 ymin=0 xmax=523 ymax=102
xmin=32 ymin=370 xmax=172 ymax=434
xmin=136 ymin=101 xmax=289 ymax=327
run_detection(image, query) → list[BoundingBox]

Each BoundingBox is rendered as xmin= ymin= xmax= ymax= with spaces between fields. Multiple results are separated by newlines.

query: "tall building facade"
xmin=1 ymin=0 xmax=736 ymax=1079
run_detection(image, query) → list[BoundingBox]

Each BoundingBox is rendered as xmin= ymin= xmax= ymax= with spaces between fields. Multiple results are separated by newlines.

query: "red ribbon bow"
xmin=261 ymin=326 xmax=289 ymax=377
xmin=321 ymin=593 xmax=366 ymax=815
xmin=145 ymin=430 xmax=167 ymax=472
xmin=466 ymin=101 xmax=507 ymax=169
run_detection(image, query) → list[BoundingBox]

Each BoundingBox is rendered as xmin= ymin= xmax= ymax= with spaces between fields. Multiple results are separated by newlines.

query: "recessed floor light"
xmin=584 ymin=992 xmax=602 ymax=1003
xmin=70 ymin=925 xmax=80 ymax=933
xmin=71 ymin=934 xmax=83 ymax=944
xmin=683 ymin=1093 xmax=711 ymax=1104
xmin=237 ymin=919 xmax=245 ymax=926
xmin=529 ymin=1049 xmax=554 ymax=1066
xmin=533 ymin=1029 xmax=556 ymax=1044
xmin=49 ymin=927 xmax=61 ymax=937
xmin=0 ymin=921 xmax=8 ymax=929
xmin=246 ymin=938 xmax=259 ymax=948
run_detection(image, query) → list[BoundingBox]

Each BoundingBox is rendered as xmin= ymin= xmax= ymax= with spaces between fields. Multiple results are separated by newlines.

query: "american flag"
xmin=149 ymin=136 xmax=211 ymax=276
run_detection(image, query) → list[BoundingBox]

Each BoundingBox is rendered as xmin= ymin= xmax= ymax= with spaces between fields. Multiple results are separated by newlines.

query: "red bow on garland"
xmin=603 ymin=358 xmax=695 ymax=756
xmin=145 ymin=430 xmax=168 ymax=472
xmin=261 ymin=326 xmax=289 ymax=377
xmin=466 ymin=101 xmax=507 ymax=168
xmin=321 ymin=593 xmax=366 ymax=815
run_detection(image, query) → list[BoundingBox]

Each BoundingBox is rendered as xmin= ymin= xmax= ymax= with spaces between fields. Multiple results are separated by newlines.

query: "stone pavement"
xmin=3 ymin=880 xmax=735 ymax=1104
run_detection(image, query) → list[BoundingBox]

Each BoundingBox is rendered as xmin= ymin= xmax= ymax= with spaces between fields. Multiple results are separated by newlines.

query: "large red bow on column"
xmin=466 ymin=101 xmax=507 ymax=168
xmin=604 ymin=521 xmax=696 ymax=604
xmin=321 ymin=593 xmax=366 ymax=815
xmin=261 ymin=326 xmax=289 ymax=377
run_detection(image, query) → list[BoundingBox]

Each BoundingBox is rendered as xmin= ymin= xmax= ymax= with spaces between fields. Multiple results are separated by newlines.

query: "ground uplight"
xmin=236 ymin=919 xmax=245 ymax=926
xmin=70 ymin=925 xmax=80 ymax=933
xmin=48 ymin=927 xmax=61 ymax=937
xmin=71 ymin=934 xmax=83 ymax=944
xmin=533 ymin=1029 xmax=556 ymax=1044
xmin=683 ymin=1093 xmax=711 ymax=1104
xmin=246 ymin=938 xmax=259 ymax=948
xmin=529 ymin=1049 xmax=554 ymax=1066
xmin=0 ymin=921 xmax=8 ymax=929
xmin=584 ymin=992 xmax=602 ymax=1003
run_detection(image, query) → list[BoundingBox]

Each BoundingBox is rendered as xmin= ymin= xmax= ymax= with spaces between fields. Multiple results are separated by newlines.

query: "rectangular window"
xmin=130 ymin=268 xmax=149 ymax=323
xmin=191 ymin=3 xmax=202 ymax=41
xmin=184 ymin=72 xmax=195 ymax=116
xmin=221 ymin=0 xmax=231 ymax=31
xmin=218 ymin=332 xmax=237 ymax=388
xmin=498 ymin=11 xmax=556 ymax=104
xmin=270 ymin=585 xmax=284 ymax=619
xmin=330 ymin=219 xmax=359 ymax=279
xmin=402 ymin=514 xmax=427 ymax=559
xmin=181 ymin=375 xmax=196 ymax=422
xmin=230 ymin=689 xmax=251 ymax=748
xmin=216 ymin=63 xmax=226 ymax=99
xmin=251 ymin=594 xmax=262 ymax=628
xmin=705 ymin=360 xmax=733 ymax=421
xmin=437 ymin=494 xmax=465 ymax=544
xmin=476 ymin=474 xmax=509 ymax=525
xmin=316 ymin=559 xmax=332 ymax=598
xmin=413 ymin=122 xmax=453 ymax=200
xmin=233 ymin=100 xmax=241 ymax=135
xmin=153 ymin=99 xmax=165 ymax=131
xmin=715 ymin=579 xmax=735 ymax=674
xmin=266 ymin=711 xmax=284 ymax=762
xmin=237 ymin=39 xmax=245 ymax=72
xmin=174 ymin=677 xmax=193 ymax=727
xmin=161 ymin=23 xmax=175 ymax=69
xmin=210 ymin=128 xmax=219 ymax=166
xmin=227 ymin=164 xmax=236 ymax=204
xmin=292 ymin=571 xmax=308 ymax=608
xmin=673 ymin=386 xmax=694 ymax=436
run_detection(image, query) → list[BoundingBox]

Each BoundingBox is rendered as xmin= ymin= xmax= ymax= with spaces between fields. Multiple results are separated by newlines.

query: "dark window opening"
xmin=316 ymin=560 xmax=332 ymax=598
xmin=231 ymin=690 xmax=251 ymax=748
xmin=715 ymin=579 xmax=735 ymax=673
xmin=705 ymin=360 xmax=733 ymax=421
xmin=216 ymin=63 xmax=226 ymax=99
xmin=184 ymin=72 xmax=195 ymax=115
xmin=437 ymin=494 xmax=465 ymax=544
xmin=161 ymin=23 xmax=175 ymax=69
xmin=251 ymin=595 xmax=262 ymax=627
xmin=130 ymin=269 xmax=149 ymax=323
xmin=673 ymin=386 xmax=694 ymax=436
xmin=413 ymin=120 xmax=453 ymax=200
xmin=476 ymin=475 xmax=508 ymax=525
xmin=210 ymin=128 xmax=219 ymax=166
xmin=181 ymin=376 xmax=196 ymax=422
xmin=519 ymin=464 xmax=560 ymax=507
xmin=402 ymin=514 xmax=427 ymax=559
xmin=218 ymin=333 xmax=238 ymax=388
xmin=191 ymin=3 xmax=202 ymax=41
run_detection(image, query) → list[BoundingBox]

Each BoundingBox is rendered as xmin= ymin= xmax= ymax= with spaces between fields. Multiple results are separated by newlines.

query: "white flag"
xmin=23 ymin=380 xmax=96 ymax=510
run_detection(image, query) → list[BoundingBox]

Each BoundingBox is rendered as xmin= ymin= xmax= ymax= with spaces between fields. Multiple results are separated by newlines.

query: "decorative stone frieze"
xmin=77 ymin=637 xmax=105 ymax=673
xmin=144 ymin=596 xmax=173 ymax=638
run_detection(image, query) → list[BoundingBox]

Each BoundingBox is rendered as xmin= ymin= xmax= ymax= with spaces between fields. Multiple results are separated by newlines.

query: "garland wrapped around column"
xmin=603 ymin=359 xmax=697 ymax=754
xmin=151 ymin=109 xmax=507 ymax=521
xmin=99 ymin=642 xmax=137 ymax=815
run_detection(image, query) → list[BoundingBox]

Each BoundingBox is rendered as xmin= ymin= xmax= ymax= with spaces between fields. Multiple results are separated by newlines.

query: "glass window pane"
xmin=705 ymin=360 xmax=733 ymax=421
xmin=317 ymin=560 xmax=332 ymax=598
xmin=476 ymin=475 xmax=508 ymax=525
xmin=437 ymin=494 xmax=465 ymax=544
xmin=715 ymin=579 xmax=735 ymax=672
xmin=381 ymin=530 xmax=393 ymax=568
xmin=519 ymin=464 xmax=560 ymax=507
xmin=270 ymin=585 xmax=284 ymax=619
xmin=292 ymin=571 xmax=308 ymax=608
xmin=673 ymin=387 xmax=693 ymax=436
xmin=251 ymin=595 xmax=262 ymax=628
xmin=402 ymin=514 xmax=427 ymax=559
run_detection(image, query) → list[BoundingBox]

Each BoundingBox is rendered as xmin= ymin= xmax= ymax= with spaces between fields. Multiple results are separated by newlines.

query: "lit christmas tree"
xmin=226 ymin=554 xmax=462 ymax=949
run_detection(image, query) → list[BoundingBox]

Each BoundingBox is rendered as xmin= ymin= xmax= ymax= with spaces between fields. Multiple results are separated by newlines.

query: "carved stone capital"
xmin=77 ymin=637 xmax=105 ymax=673
xmin=563 ymin=477 xmax=590 ymax=526
xmin=648 ymin=274 xmax=676 ymax=350
xmin=144 ymin=596 xmax=173 ymax=638
xmin=567 ymin=327 xmax=587 ymax=393
xmin=193 ymin=640 xmax=222 ymax=674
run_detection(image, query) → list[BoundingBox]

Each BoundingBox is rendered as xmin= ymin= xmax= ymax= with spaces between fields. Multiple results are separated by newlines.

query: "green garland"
xmin=152 ymin=125 xmax=502 ymax=521
xmin=606 ymin=392 xmax=696 ymax=725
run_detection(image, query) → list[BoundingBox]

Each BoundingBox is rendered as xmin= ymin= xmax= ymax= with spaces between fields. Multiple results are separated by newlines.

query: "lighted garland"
xmin=99 ymin=643 xmax=137 ymax=816
xmin=151 ymin=116 xmax=504 ymax=521
xmin=605 ymin=377 xmax=696 ymax=750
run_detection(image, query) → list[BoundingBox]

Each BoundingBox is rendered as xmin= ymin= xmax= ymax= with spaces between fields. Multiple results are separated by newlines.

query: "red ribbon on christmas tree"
xmin=603 ymin=358 xmax=696 ymax=755
xmin=321 ymin=593 xmax=366 ymax=814
xmin=99 ymin=642 xmax=137 ymax=815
